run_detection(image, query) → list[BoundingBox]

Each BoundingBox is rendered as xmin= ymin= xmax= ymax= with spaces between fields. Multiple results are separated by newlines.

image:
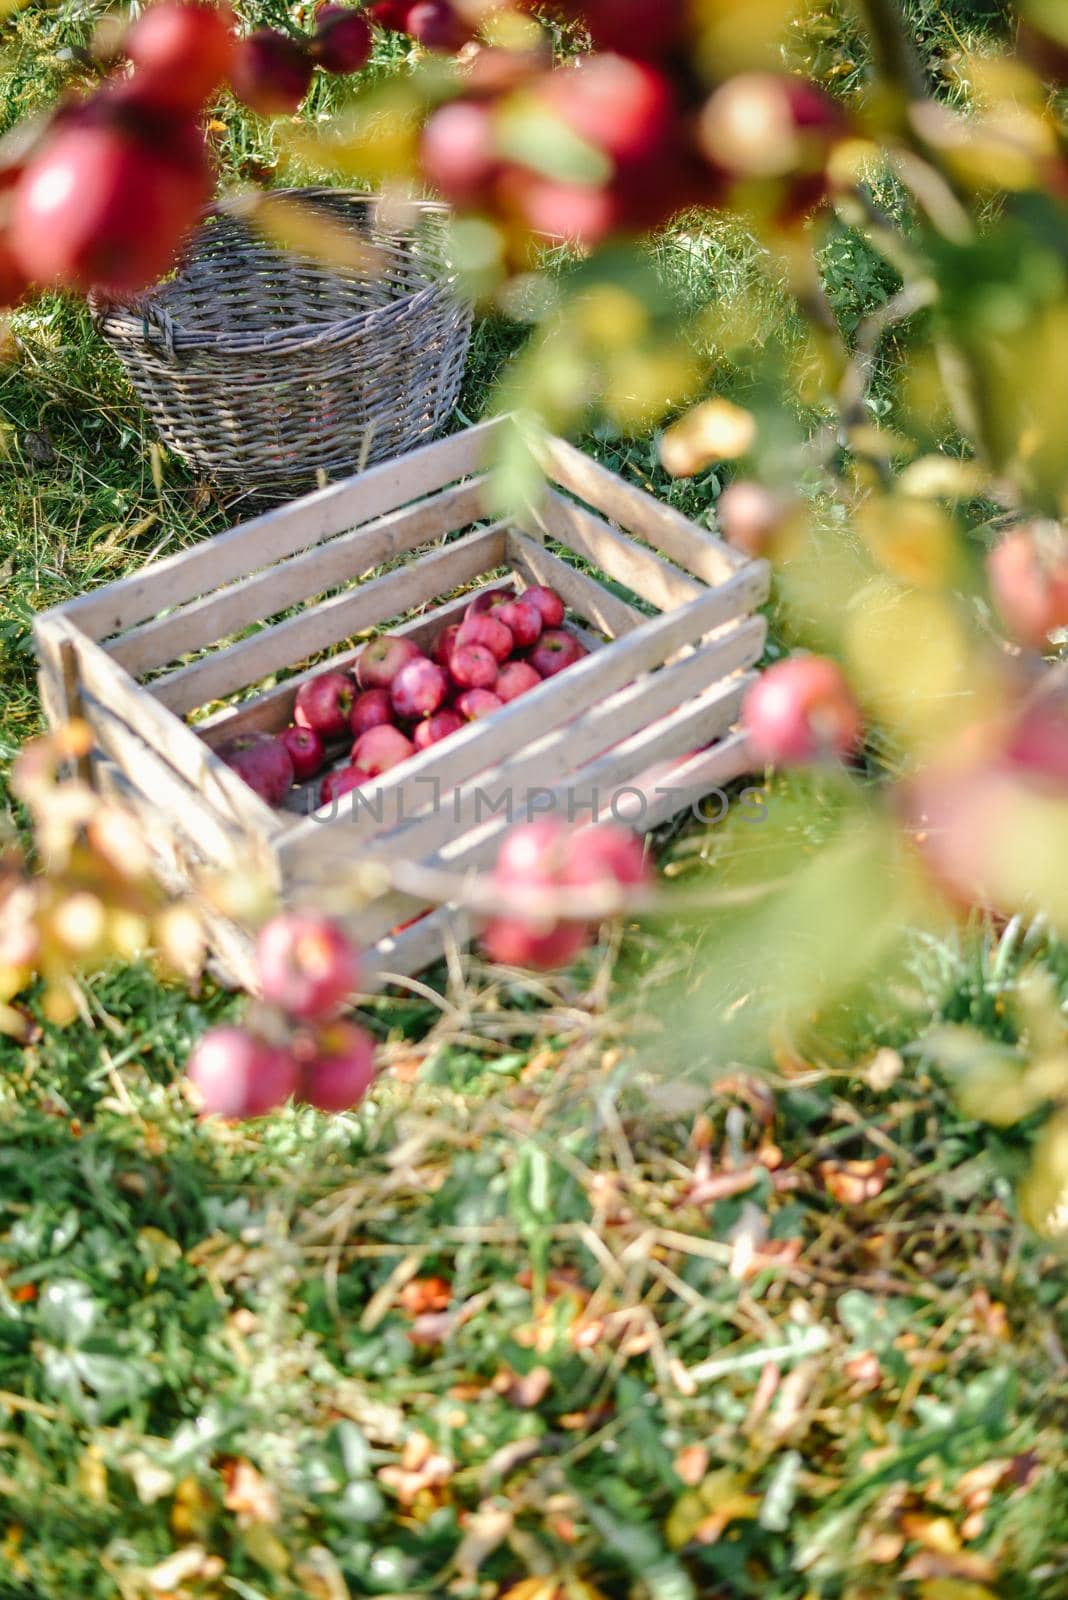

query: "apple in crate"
xmin=490 ymin=597 xmax=542 ymax=648
xmin=391 ymin=658 xmax=448 ymax=720
xmin=357 ymin=634 xmax=422 ymax=690
xmin=349 ymin=688 xmax=394 ymax=738
xmin=457 ymin=612 xmax=513 ymax=663
xmin=218 ymin=731 xmax=294 ymax=806
xmin=280 ymin=724 xmax=325 ymax=782
xmin=256 ymin=911 xmax=360 ymax=1021
xmin=497 ymin=661 xmax=542 ymax=702
xmin=455 ymin=688 xmax=503 ymax=721
xmin=432 ymin=623 xmax=461 ymax=668
xmin=298 ymin=1019 xmax=376 ymax=1113
xmin=295 ymin=671 xmax=355 ymax=739
xmin=186 ymin=1025 xmax=299 ymax=1119
xmin=449 ymin=641 xmax=498 ymax=690
xmin=320 ymin=764 xmax=372 ymax=806
xmin=530 ymin=629 xmax=588 ymax=678
xmin=413 ymin=708 xmax=465 ymax=749
xmin=521 ymin=585 xmax=565 ymax=628
xmin=351 ymin=724 xmax=415 ymax=775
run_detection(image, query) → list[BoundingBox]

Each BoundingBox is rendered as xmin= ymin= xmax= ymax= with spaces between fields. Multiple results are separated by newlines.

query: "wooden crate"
xmin=34 ymin=419 xmax=770 ymax=991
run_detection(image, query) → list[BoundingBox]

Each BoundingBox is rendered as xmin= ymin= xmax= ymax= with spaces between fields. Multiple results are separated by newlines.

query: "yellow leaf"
xmin=918 ymin=1582 xmax=999 ymax=1600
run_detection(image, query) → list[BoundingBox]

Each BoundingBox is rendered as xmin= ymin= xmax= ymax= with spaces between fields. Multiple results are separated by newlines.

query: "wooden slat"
xmin=278 ymin=566 xmax=768 ymax=872
xmin=196 ymin=580 xmax=514 ymax=750
xmin=107 ymin=478 xmax=489 ymax=677
xmin=334 ymin=617 xmax=764 ymax=876
xmin=150 ymin=523 xmax=510 ymax=717
xmin=360 ymin=905 xmax=472 ymax=991
xmin=55 ymin=418 xmax=507 ymax=640
xmin=506 ymin=529 xmax=645 ymax=637
xmin=525 ymin=491 xmax=705 ymax=613
xmin=534 ymin=432 xmax=746 ymax=583
xmin=53 ymin=615 xmax=285 ymax=842
xmin=83 ymin=691 xmax=250 ymax=868
xmin=33 ymin=615 xmax=93 ymax=781
xmin=346 ymin=672 xmax=757 ymax=949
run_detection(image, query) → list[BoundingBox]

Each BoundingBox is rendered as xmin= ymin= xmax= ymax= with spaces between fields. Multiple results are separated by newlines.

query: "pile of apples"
xmin=187 ymin=910 xmax=376 ymax=1118
xmin=217 ymin=583 xmax=587 ymax=809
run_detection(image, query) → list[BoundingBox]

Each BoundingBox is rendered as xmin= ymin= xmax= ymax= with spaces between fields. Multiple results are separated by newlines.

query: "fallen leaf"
xmin=221 ymin=1459 xmax=278 ymax=1528
xmin=820 ymin=1155 xmax=892 ymax=1205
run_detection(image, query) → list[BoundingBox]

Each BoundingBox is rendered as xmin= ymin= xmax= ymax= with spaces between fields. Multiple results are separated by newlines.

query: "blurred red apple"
xmin=298 ymin=1019 xmax=376 ymax=1112
xmin=280 ymin=724 xmax=326 ymax=782
xmin=312 ymin=4 xmax=373 ymax=73
xmin=294 ymin=671 xmax=355 ymax=739
xmin=11 ymin=110 xmax=212 ymax=294
xmin=230 ymin=29 xmax=313 ymax=115
xmin=717 ymin=480 xmax=792 ymax=558
xmin=186 ymin=1025 xmax=299 ymax=1117
xmin=256 ymin=910 xmax=360 ymax=1020
xmin=125 ymin=1 xmax=236 ymax=111
xmin=555 ymin=0 xmax=688 ymax=61
xmin=218 ymin=731 xmax=294 ymax=806
xmin=987 ymin=524 xmax=1068 ymax=650
xmin=421 ymin=100 xmax=500 ymax=205
xmin=406 ymin=0 xmax=469 ymax=50
xmin=742 ymin=656 xmax=862 ymax=765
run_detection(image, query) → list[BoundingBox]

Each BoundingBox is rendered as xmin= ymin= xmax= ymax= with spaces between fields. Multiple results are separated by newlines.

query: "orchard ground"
xmin=1 ymin=4 xmax=1068 ymax=1599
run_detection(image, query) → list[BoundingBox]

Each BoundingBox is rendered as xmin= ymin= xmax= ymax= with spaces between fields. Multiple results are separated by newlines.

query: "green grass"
xmin=2 ymin=2 xmax=1068 ymax=1596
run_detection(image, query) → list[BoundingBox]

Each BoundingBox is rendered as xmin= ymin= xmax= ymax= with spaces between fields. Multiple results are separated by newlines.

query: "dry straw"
xmin=95 ymin=189 xmax=473 ymax=497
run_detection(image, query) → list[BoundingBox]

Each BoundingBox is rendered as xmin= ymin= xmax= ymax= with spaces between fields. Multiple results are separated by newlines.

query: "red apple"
xmin=495 ymin=598 xmax=543 ymax=648
xmin=186 ymin=1025 xmax=299 ymax=1118
xmin=11 ymin=112 xmax=212 ymax=295
xmin=298 ymin=1019 xmax=376 ymax=1112
xmin=742 ymin=656 xmax=862 ymax=765
xmin=351 ymin=724 xmax=415 ymax=775
xmin=218 ymin=731 xmax=294 ymax=806
xmin=420 ymin=100 xmax=500 ymax=206
xmin=496 ymin=661 xmax=542 ymax=702
xmin=367 ymin=0 xmax=409 ymax=27
xmin=405 ymin=0 xmax=469 ymax=50
xmin=349 ymin=687 xmax=394 ymax=738
xmin=530 ymin=629 xmax=588 ymax=678
xmin=717 ymin=481 xmax=791 ymax=558
xmin=465 ymin=590 xmax=508 ymax=616
xmin=496 ymin=167 xmax=616 ymax=246
xmin=454 ymin=688 xmax=503 ymax=721
xmin=413 ymin=708 xmax=465 ymax=749
xmin=0 ymin=230 xmax=29 ymax=310
xmin=280 ymin=724 xmax=326 ymax=782
xmin=125 ymin=1 xmax=236 ymax=112
xmin=256 ymin=910 xmax=360 ymax=1020
xmin=294 ymin=671 xmax=355 ymax=739
xmin=432 ymin=623 xmax=462 ymax=668
xmin=1004 ymin=694 xmax=1068 ymax=787
xmin=555 ymin=0 xmax=688 ymax=61
xmin=987 ymin=524 xmax=1068 ymax=650
xmin=390 ymin=657 xmax=448 ymax=720
xmin=356 ymin=634 xmax=423 ymax=690
xmin=320 ymin=764 xmax=371 ymax=806
xmin=457 ymin=612 xmax=513 ymax=663
xmin=230 ymin=29 xmax=313 ymax=115
xmin=520 ymin=584 xmax=565 ymax=628
xmin=312 ymin=4 xmax=373 ymax=73
xmin=449 ymin=640 xmax=498 ymax=690
xmin=698 ymin=73 xmax=845 ymax=216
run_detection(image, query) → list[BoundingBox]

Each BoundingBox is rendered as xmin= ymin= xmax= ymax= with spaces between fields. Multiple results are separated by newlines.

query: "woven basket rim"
xmin=94 ymin=188 xmax=461 ymax=359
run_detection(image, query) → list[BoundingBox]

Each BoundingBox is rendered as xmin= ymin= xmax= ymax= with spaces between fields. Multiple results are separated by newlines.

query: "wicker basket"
xmin=95 ymin=189 xmax=473 ymax=496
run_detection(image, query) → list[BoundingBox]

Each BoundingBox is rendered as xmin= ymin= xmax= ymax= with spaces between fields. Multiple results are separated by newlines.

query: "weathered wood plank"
xmin=150 ymin=523 xmax=509 ymax=717
xmin=534 ymin=431 xmax=746 ymax=582
xmin=524 ymin=491 xmax=705 ymax=613
xmin=107 ymin=478 xmax=489 ymax=677
xmin=56 ymin=418 xmax=507 ymax=639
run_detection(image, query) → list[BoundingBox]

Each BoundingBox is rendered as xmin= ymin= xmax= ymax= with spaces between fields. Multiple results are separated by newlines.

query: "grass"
xmin=2 ymin=3 xmax=1068 ymax=1597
